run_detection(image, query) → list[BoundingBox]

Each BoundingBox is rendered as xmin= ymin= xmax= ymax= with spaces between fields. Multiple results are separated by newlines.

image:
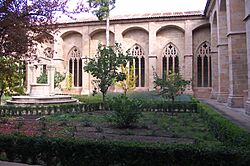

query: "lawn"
xmin=0 ymin=110 xmax=221 ymax=146
xmin=44 ymin=111 xmax=220 ymax=145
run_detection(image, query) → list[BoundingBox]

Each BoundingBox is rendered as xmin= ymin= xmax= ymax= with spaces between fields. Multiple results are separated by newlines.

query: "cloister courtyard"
xmin=1 ymin=0 xmax=250 ymax=165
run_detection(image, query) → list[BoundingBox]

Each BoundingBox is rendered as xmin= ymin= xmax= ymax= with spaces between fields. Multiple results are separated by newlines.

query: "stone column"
xmin=244 ymin=0 xmax=250 ymax=114
xmin=81 ymin=58 xmax=91 ymax=95
xmin=210 ymin=51 xmax=218 ymax=99
xmin=227 ymin=0 xmax=248 ymax=107
xmin=53 ymin=32 xmax=64 ymax=72
xmin=27 ymin=65 xmax=35 ymax=94
xmin=184 ymin=22 xmax=193 ymax=94
xmin=217 ymin=43 xmax=229 ymax=102
xmin=31 ymin=65 xmax=37 ymax=84
xmin=81 ymin=33 xmax=91 ymax=95
xmin=210 ymin=12 xmax=219 ymax=99
xmin=148 ymin=22 xmax=157 ymax=90
xmin=216 ymin=4 xmax=229 ymax=102
xmin=47 ymin=65 xmax=55 ymax=95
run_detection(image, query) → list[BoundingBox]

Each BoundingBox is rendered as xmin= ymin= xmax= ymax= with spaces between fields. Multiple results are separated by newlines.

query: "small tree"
xmin=88 ymin=0 xmax=116 ymax=46
xmin=84 ymin=43 xmax=132 ymax=103
xmin=116 ymin=64 xmax=137 ymax=96
xmin=65 ymin=73 xmax=73 ymax=90
xmin=54 ymin=71 xmax=66 ymax=89
xmin=154 ymin=72 xmax=190 ymax=103
xmin=0 ymin=57 xmax=24 ymax=104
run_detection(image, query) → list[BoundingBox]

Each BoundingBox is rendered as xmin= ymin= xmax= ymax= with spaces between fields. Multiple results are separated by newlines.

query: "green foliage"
xmin=109 ymin=95 xmax=142 ymax=128
xmin=0 ymin=57 xmax=24 ymax=104
xmin=88 ymin=0 xmax=116 ymax=20
xmin=154 ymin=72 xmax=190 ymax=103
xmin=73 ymin=95 xmax=102 ymax=104
xmin=116 ymin=64 xmax=137 ymax=96
xmin=198 ymin=102 xmax=250 ymax=148
xmin=37 ymin=72 xmax=48 ymax=84
xmin=54 ymin=71 xmax=65 ymax=89
xmin=0 ymin=134 xmax=249 ymax=165
xmin=1 ymin=98 xmax=250 ymax=165
xmin=84 ymin=43 xmax=132 ymax=103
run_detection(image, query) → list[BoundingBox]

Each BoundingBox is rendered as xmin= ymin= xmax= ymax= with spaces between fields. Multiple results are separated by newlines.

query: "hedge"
xmin=198 ymin=102 xmax=250 ymax=148
xmin=0 ymin=101 xmax=197 ymax=116
xmin=0 ymin=103 xmax=103 ymax=116
xmin=0 ymin=134 xmax=249 ymax=166
xmin=0 ymin=102 xmax=249 ymax=165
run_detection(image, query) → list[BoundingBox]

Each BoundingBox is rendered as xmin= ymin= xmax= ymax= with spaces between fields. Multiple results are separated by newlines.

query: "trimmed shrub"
xmin=0 ymin=134 xmax=249 ymax=166
xmin=109 ymin=95 xmax=142 ymax=128
xmin=198 ymin=102 xmax=250 ymax=148
xmin=0 ymin=101 xmax=250 ymax=165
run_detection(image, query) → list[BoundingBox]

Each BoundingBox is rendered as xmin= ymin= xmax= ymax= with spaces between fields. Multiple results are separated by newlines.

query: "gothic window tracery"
xmin=68 ymin=46 xmax=82 ymax=87
xmin=196 ymin=42 xmax=212 ymax=87
xmin=130 ymin=44 xmax=145 ymax=87
xmin=162 ymin=43 xmax=179 ymax=78
xmin=44 ymin=47 xmax=53 ymax=59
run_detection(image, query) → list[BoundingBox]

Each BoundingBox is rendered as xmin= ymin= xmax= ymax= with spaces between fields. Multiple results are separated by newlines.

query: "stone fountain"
xmin=7 ymin=64 xmax=77 ymax=105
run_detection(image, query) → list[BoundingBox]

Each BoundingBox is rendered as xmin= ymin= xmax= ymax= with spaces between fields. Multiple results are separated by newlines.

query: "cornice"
xmin=56 ymin=15 xmax=206 ymax=28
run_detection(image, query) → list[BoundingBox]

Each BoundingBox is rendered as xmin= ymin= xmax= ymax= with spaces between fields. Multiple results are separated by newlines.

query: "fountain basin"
xmin=6 ymin=95 xmax=77 ymax=105
xmin=7 ymin=84 xmax=77 ymax=105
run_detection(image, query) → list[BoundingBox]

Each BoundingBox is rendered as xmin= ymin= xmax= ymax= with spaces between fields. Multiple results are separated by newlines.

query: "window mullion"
xmin=139 ymin=57 xmax=141 ymax=87
xmin=201 ymin=56 xmax=204 ymax=87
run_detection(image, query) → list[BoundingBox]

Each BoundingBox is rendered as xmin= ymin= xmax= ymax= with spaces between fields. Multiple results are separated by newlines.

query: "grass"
xmin=0 ymin=95 xmax=11 ymax=105
xmin=73 ymin=91 xmax=193 ymax=103
xmin=45 ymin=111 xmax=221 ymax=145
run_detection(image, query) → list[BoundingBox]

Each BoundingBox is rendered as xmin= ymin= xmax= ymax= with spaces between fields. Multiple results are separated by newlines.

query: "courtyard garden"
xmin=0 ymin=92 xmax=250 ymax=165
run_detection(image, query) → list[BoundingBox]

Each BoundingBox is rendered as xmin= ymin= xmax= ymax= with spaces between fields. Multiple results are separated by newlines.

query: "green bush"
xmin=37 ymin=72 xmax=48 ymax=84
xmin=109 ymin=95 xmax=142 ymax=128
xmin=54 ymin=71 xmax=65 ymax=89
xmin=0 ymin=134 xmax=249 ymax=166
xmin=0 ymin=100 xmax=250 ymax=165
xmin=198 ymin=102 xmax=250 ymax=148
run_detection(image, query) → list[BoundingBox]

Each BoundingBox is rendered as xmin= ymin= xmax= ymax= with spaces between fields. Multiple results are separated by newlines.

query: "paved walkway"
xmin=0 ymin=161 xmax=39 ymax=166
xmin=200 ymin=98 xmax=250 ymax=132
xmin=1 ymin=99 xmax=250 ymax=165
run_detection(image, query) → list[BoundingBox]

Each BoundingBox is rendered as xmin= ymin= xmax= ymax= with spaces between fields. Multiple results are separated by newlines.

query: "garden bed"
xmin=0 ymin=111 xmax=219 ymax=145
xmin=0 ymin=101 xmax=250 ymax=165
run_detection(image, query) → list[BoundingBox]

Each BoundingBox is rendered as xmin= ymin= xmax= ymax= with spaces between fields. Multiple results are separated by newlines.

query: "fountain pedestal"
xmin=30 ymin=84 xmax=51 ymax=97
xmin=7 ymin=66 xmax=77 ymax=105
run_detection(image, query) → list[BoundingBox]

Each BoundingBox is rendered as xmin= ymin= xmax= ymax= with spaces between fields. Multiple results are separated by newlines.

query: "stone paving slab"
xmin=0 ymin=161 xmax=40 ymax=166
xmin=200 ymin=99 xmax=250 ymax=132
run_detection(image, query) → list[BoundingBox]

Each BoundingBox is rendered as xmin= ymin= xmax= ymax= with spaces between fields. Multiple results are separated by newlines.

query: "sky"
xmin=110 ymin=0 xmax=208 ymax=15
xmin=58 ymin=0 xmax=208 ymax=21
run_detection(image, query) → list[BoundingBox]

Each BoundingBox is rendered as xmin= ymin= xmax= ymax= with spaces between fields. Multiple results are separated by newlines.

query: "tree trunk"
xmin=0 ymin=90 xmax=3 ymax=105
xmin=106 ymin=13 xmax=110 ymax=46
xmin=102 ymin=92 xmax=106 ymax=104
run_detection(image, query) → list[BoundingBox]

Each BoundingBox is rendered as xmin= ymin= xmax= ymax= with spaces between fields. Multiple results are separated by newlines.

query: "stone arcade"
xmin=26 ymin=0 xmax=250 ymax=114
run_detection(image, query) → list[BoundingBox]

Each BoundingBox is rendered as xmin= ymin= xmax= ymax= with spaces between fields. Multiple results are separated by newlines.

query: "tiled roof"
xmin=57 ymin=10 xmax=204 ymax=24
xmin=110 ymin=10 xmax=203 ymax=20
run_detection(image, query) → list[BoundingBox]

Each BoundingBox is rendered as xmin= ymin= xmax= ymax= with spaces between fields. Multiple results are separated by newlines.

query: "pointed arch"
xmin=68 ymin=46 xmax=81 ymax=58
xmin=129 ymin=44 xmax=145 ymax=87
xmin=68 ymin=46 xmax=82 ymax=87
xmin=162 ymin=42 xmax=180 ymax=78
xmin=196 ymin=41 xmax=212 ymax=87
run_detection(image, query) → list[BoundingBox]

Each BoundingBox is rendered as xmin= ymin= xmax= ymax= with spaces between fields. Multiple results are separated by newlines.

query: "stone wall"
xmin=29 ymin=0 xmax=250 ymax=112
